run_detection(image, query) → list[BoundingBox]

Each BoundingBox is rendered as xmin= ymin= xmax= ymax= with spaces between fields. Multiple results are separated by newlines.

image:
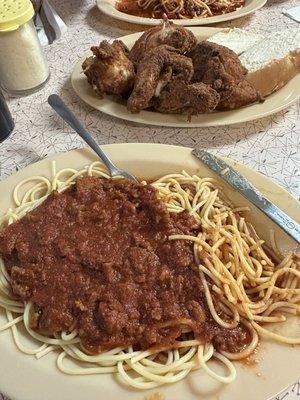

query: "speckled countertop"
xmin=0 ymin=0 xmax=299 ymax=399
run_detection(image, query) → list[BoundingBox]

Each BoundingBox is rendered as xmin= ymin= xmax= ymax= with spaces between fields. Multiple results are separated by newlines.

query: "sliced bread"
xmin=240 ymin=28 xmax=300 ymax=96
xmin=208 ymin=28 xmax=265 ymax=55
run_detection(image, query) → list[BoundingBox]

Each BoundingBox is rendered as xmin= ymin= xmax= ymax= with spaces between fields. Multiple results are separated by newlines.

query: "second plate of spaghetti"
xmin=96 ymin=0 xmax=267 ymax=26
xmin=0 ymin=143 xmax=299 ymax=400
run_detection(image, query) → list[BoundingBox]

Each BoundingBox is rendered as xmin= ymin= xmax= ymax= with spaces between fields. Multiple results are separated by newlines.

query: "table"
xmin=0 ymin=0 xmax=299 ymax=399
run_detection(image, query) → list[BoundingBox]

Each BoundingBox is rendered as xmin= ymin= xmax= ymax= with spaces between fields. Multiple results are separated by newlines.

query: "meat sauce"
xmin=117 ymin=0 xmax=156 ymax=18
xmin=116 ymin=0 xmax=245 ymax=19
xmin=0 ymin=177 xmax=251 ymax=354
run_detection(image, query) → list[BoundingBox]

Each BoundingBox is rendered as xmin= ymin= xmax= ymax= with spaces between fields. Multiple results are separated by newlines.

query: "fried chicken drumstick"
xmin=127 ymin=45 xmax=194 ymax=113
xmin=82 ymin=40 xmax=135 ymax=98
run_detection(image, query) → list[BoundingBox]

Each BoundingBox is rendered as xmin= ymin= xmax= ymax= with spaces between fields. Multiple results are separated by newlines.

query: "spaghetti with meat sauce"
xmin=0 ymin=176 xmax=250 ymax=354
xmin=0 ymin=161 xmax=299 ymax=389
xmin=116 ymin=0 xmax=245 ymax=20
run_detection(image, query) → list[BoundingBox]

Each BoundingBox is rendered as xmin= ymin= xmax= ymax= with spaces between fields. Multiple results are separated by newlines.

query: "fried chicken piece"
xmin=188 ymin=41 xmax=262 ymax=109
xmin=216 ymin=80 xmax=264 ymax=110
xmin=127 ymin=46 xmax=194 ymax=113
xmin=188 ymin=41 xmax=247 ymax=91
xmin=154 ymin=81 xmax=220 ymax=115
xmin=129 ymin=20 xmax=197 ymax=65
xmin=82 ymin=40 xmax=135 ymax=98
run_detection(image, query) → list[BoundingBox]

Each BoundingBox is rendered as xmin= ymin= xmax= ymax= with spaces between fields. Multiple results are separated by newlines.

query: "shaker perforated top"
xmin=0 ymin=0 xmax=34 ymax=32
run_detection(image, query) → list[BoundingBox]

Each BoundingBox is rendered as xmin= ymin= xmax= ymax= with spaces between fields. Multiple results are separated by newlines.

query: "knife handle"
xmin=262 ymin=201 xmax=300 ymax=244
xmin=192 ymin=149 xmax=300 ymax=245
xmin=238 ymin=174 xmax=300 ymax=244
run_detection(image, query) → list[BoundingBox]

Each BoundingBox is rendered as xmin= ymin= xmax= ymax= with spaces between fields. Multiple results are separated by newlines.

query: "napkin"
xmin=283 ymin=6 xmax=300 ymax=23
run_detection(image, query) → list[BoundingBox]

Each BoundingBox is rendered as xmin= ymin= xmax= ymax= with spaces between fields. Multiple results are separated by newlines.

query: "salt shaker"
xmin=0 ymin=0 xmax=50 ymax=95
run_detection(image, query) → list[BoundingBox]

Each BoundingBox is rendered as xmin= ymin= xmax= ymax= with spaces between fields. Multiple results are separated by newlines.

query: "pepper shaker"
xmin=0 ymin=0 xmax=50 ymax=96
xmin=0 ymin=89 xmax=14 ymax=142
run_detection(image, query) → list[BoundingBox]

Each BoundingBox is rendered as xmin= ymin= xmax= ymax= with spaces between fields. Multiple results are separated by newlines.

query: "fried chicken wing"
xmin=154 ymin=81 xmax=220 ymax=115
xmin=188 ymin=41 xmax=262 ymax=109
xmin=189 ymin=41 xmax=247 ymax=90
xmin=82 ymin=40 xmax=135 ymax=98
xmin=127 ymin=46 xmax=194 ymax=113
xmin=216 ymin=80 xmax=263 ymax=110
xmin=129 ymin=20 xmax=197 ymax=65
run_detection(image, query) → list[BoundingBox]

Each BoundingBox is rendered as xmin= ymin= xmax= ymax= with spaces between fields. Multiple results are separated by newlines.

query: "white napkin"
xmin=283 ymin=6 xmax=300 ymax=23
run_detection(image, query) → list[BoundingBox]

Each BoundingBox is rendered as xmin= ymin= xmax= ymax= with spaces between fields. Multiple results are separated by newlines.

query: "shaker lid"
xmin=0 ymin=0 xmax=34 ymax=32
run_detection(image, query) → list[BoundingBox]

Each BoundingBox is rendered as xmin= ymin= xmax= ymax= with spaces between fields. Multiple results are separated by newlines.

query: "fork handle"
xmin=48 ymin=94 xmax=117 ymax=175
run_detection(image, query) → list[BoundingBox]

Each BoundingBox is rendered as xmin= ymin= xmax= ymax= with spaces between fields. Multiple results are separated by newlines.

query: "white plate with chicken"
xmin=96 ymin=0 xmax=267 ymax=26
xmin=71 ymin=23 xmax=300 ymax=128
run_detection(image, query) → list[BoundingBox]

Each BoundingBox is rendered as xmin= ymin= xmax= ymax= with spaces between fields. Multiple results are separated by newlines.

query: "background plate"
xmin=71 ymin=28 xmax=300 ymax=128
xmin=96 ymin=0 xmax=267 ymax=26
xmin=0 ymin=143 xmax=299 ymax=400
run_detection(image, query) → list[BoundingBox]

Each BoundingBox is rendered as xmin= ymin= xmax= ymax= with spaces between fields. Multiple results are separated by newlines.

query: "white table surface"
xmin=0 ymin=0 xmax=299 ymax=399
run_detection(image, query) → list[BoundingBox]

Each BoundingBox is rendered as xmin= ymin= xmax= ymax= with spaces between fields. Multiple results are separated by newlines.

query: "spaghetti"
xmin=117 ymin=0 xmax=245 ymax=19
xmin=0 ymin=161 xmax=299 ymax=390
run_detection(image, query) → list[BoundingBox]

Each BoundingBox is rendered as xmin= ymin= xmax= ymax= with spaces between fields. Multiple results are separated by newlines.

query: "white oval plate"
xmin=0 ymin=143 xmax=299 ymax=400
xmin=96 ymin=0 xmax=267 ymax=26
xmin=71 ymin=27 xmax=300 ymax=128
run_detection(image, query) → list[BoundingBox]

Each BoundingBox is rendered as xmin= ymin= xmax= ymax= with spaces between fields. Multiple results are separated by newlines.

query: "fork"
xmin=48 ymin=94 xmax=138 ymax=182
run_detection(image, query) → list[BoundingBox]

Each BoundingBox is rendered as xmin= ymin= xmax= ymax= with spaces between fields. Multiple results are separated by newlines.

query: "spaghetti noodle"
xmin=0 ymin=161 xmax=299 ymax=390
xmin=117 ymin=0 xmax=245 ymax=19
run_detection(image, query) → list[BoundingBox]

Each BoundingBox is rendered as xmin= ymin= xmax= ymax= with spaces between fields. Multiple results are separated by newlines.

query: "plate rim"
xmin=71 ymin=27 xmax=300 ymax=128
xmin=0 ymin=143 xmax=299 ymax=400
xmin=96 ymin=0 xmax=267 ymax=26
xmin=0 ymin=143 xmax=299 ymax=207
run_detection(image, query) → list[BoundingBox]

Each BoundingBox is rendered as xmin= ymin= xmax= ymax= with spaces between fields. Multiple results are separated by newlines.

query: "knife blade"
xmin=41 ymin=0 xmax=67 ymax=43
xmin=192 ymin=149 xmax=300 ymax=244
xmin=39 ymin=3 xmax=56 ymax=45
xmin=35 ymin=12 xmax=50 ymax=46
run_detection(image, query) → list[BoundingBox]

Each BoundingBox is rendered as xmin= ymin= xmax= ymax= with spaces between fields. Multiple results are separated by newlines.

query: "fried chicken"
xmin=129 ymin=20 xmax=197 ymax=65
xmin=82 ymin=40 xmax=135 ymax=98
xmin=216 ymin=80 xmax=263 ymax=110
xmin=83 ymin=25 xmax=264 ymax=116
xmin=189 ymin=41 xmax=247 ymax=90
xmin=127 ymin=45 xmax=194 ymax=113
xmin=154 ymin=81 xmax=220 ymax=115
xmin=188 ymin=41 xmax=263 ymax=109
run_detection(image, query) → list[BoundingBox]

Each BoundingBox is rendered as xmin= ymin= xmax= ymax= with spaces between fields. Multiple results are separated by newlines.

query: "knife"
xmin=35 ymin=12 xmax=50 ymax=46
xmin=39 ymin=2 xmax=57 ymax=45
xmin=41 ymin=0 xmax=67 ymax=43
xmin=192 ymin=149 xmax=300 ymax=244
